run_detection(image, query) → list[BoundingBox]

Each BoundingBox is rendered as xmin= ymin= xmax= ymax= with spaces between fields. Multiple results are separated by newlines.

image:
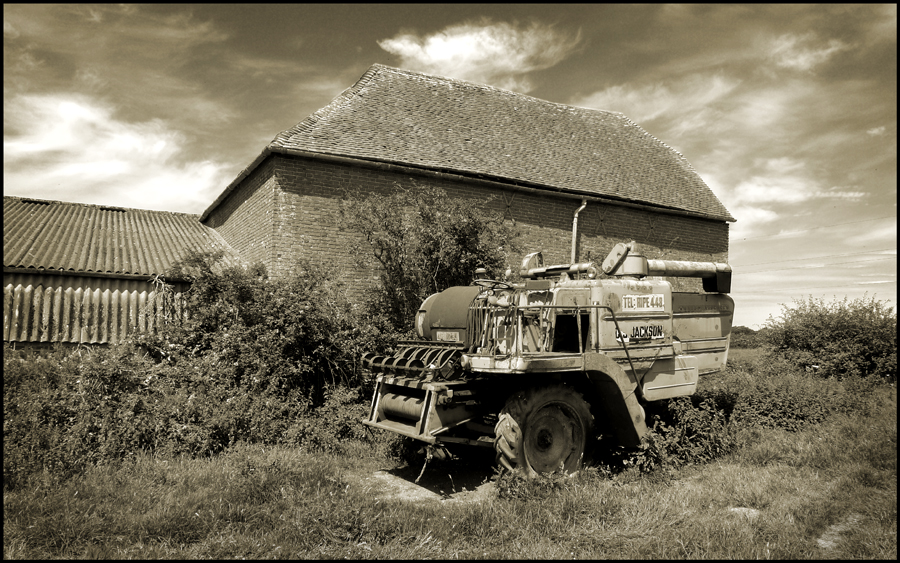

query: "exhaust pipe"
xmin=571 ymin=199 xmax=587 ymax=263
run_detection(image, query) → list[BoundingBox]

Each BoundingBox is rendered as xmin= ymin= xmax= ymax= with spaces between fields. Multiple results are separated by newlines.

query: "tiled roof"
xmin=3 ymin=196 xmax=242 ymax=278
xmin=267 ymin=64 xmax=733 ymax=222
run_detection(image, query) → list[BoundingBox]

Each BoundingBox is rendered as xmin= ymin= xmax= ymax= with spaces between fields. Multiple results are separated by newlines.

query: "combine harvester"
xmin=363 ymin=241 xmax=734 ymax=476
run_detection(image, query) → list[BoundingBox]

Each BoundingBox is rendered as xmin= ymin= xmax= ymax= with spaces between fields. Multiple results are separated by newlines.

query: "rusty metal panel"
xmin=3 ymin=274 xmax=188 ymax=344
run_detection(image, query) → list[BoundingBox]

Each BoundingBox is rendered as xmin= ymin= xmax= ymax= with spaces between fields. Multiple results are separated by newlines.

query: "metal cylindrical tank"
xmin=415 ymin=286 xmax=482 ymax=343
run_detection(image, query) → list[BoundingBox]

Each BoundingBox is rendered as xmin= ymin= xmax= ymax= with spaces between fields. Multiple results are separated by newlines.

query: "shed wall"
xmin=3 ymin=274 xmax=188 ymax=345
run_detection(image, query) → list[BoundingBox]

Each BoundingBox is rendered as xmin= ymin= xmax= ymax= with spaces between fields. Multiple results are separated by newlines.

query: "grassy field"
xmin=4 ymin=353 xmax=896 ymax=559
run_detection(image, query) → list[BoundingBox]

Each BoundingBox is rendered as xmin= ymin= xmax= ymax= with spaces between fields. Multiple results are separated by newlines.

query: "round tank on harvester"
xmin=415 ymin=285 xmax=481 ymax=343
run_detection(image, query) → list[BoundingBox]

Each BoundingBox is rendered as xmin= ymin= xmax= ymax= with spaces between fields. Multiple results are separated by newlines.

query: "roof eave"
xmin=268 ymin=146 xmax=736 ymax=223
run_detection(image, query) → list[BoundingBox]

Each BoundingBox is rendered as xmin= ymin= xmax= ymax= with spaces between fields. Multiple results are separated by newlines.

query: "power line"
xmin=735 ymin=215 xmax=896 ymax=241
xmin=741 ymin=256 xmax=896 ymax=274
xmin=733 ymin=248 xmax=896 ymax=268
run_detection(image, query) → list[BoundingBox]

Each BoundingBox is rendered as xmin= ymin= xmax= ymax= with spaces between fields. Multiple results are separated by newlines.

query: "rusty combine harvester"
xmin=363 ymin=241 xmax=734 ymax=476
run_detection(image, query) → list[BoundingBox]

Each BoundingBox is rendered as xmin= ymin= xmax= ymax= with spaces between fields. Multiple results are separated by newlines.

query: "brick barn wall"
xmin=203 ymin=156 xmax=277 ymax=268
xmin=212 ymin=153 xmax=729 ymax=294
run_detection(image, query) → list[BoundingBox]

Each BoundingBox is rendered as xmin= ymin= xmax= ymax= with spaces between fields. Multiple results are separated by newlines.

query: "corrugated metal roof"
xmin=255 ymin=64 xmax=732 ymax=222
xmin=4 ymin=196 xmax=242 ymax=277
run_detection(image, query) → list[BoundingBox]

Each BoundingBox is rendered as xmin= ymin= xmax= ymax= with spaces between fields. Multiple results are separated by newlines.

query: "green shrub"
xmin=4 ymin=344 xmax=160 ymax=488
xmin=763 ymin=294 xmax=896 ymax=381
xmin=730 ymin=326 xmax=762 ymax=348
xmin=707 ymin=351 xmax=882 ymax=429
xmin=339 ymin=182 xmax=521 ymax=331
xmin=4 ymin=252 xmax=404 ymax=490
xmin=611 ymin=396 xmax=736 ymax=474
xmin=139 ymin=250 xmax=401 ymax=402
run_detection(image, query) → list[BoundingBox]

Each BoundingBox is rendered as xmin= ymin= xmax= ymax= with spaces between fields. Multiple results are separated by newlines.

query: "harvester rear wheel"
xmin=494 ymin=385 xmax=593 ymax=476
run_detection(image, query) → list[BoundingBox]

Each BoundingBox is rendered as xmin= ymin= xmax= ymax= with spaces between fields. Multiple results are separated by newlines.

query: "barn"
xmin=4 ymin=63 xmax=734 ymax=346
xmin=201 ymin=64 xmax=734 ymax=293
xmin=3 ymin=197 xmax=241 ymax=346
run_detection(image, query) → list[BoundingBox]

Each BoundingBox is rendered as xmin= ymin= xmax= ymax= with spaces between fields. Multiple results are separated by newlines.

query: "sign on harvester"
xmin=615 ymin=325 xmax=665 ymax=342
xmin=436 ymin=331 xmax=461 ymax=342
xmin=622 ymin=294 xmax=665 ymax=311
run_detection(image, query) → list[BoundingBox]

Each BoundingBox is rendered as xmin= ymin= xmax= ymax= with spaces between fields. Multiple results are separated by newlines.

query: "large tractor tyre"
xmin=494 ymin=385 xmax=594 ymax=476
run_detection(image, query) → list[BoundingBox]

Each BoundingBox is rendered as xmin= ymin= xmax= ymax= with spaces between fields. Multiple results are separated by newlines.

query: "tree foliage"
xmin=339 ymin=183 xmax=521 ymax=330
xmin=762 ymin=294 xmax=896 ymax=381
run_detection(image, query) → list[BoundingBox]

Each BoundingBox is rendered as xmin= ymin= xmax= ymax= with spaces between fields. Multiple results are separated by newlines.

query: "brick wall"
xmin=203 ymin=157 xmax=277 ymax=267
xmin=211 ymin=153 xmax=730 ymax=294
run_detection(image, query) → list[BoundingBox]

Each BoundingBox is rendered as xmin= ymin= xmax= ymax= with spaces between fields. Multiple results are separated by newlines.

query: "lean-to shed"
xmin=3 ymin=196 xmax=241 ymax=345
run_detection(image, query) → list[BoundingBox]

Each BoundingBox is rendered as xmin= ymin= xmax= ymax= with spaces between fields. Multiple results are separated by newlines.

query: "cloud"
xmin=3 ymin=94 xmax=230 ymax=213
xmin=728 ymin=205 xmax=779 ymax=240
xmin=846 ymin=220 xmax=897 ymax=246
xmin=3 ymin=5 xmax=232 ymax=126
xmin=570 ymin=73 xmax=740 ymax=127
xmin=867 ymin=126 xmax=886 ymax=136
xmin=767 ymin=33 xmax=849 ymax=72
xmin=730 ymin=158 xmax=868 ymax=206
xmin=378 ymin=19 xmax=581 ymax=92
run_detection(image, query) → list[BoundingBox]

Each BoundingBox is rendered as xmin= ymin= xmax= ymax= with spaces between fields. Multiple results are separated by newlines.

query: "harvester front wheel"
xmin=494 ymin=385 xmax=593 ymax=476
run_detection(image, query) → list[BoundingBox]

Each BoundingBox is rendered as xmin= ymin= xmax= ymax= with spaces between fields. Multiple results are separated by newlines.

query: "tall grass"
xmin=5 ymin=360 xmax=895 ymax=559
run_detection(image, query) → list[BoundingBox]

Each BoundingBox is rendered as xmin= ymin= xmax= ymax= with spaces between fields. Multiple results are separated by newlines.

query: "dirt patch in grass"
xmin=816 ymin=513 xmax=863 ymax=551
xmin=354 ymin=455 xmax=497 ymax=504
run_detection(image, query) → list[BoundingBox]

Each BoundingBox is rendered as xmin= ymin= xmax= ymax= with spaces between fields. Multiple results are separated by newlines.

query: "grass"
xmin=4 ymin=345 xmax=896 ymax=559
xmin=5 ymin=384 xmax=895 ymax=559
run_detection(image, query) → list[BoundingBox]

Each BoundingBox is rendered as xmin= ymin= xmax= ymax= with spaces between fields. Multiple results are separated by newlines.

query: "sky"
xmin=3 ymin=4 xmax=896 ymax=329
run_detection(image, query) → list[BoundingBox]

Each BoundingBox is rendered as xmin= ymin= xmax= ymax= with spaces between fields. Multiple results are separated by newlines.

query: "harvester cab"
xmin=362 ymin=241 xmax=734 ymax=476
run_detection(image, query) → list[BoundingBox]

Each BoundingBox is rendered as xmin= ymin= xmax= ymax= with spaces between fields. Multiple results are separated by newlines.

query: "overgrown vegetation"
xmin=3 ymin=251 xmax=402 ymax=490
xmin=730 ymin=325 xmax=766 ymax=348
xmin=5 ymin=379 xmax=895 ymax=559
xmin=4 ymin=241 xmax=897 ymax=559
xmin=762 ymin=294 xmax=896 ymax=381
xmin=339 ymin=183 xmax=520 ymax=331
xmin=585 ymin=294 xmax=896 ymax=476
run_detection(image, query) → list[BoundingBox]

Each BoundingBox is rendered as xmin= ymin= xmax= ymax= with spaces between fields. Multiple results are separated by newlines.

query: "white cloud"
xmin=733 ymin=175 xmax=815 ymax=205
xmin=768 ymin=33 xmax=848 ymax=72
xmin=570 ymin=73 xmax=739 ymax=127
xmin=3 ymin=94 xmax=229 ymax=213
xmin=378 ymin=20 xmax=581 ymax=92
xmin=728 ymin=205 xmax=779 ymax=240
xmin=867 ymin=126 xmax=886 ymax=136
xmin=846 ymin=221 xmax=897 ymax=246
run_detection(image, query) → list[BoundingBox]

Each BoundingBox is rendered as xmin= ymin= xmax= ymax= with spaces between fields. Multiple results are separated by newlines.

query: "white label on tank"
xmin=622 ymin=294 xmax=665 ymax=311
xmin=436 ymin=331 xmax=461 ymax=342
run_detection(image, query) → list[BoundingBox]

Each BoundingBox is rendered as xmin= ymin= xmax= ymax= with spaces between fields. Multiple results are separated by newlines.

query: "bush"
xmin=603 ymin=344 xmax=892 ymax=476
xmin=762 ymin=294 xmax=896 ymax=381
xmin=609 ymin=396 xmax=736 ymax=474
xmin=730 ymin=326 xmax=762 ymax=349
xmin=4 ymin=252 xmax=404 ymax=490
xmin=339 ymin=182 xmax=521 ymax=331
xmin=141 ymin=250 xmax=401 ymax=403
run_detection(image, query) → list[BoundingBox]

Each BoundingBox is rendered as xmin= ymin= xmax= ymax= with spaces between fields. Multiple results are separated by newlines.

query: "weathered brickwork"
xmin=204 ymin=157 xmax=277 ymax=267
xmin=210 ymin=153 xmax=729 ymax=295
